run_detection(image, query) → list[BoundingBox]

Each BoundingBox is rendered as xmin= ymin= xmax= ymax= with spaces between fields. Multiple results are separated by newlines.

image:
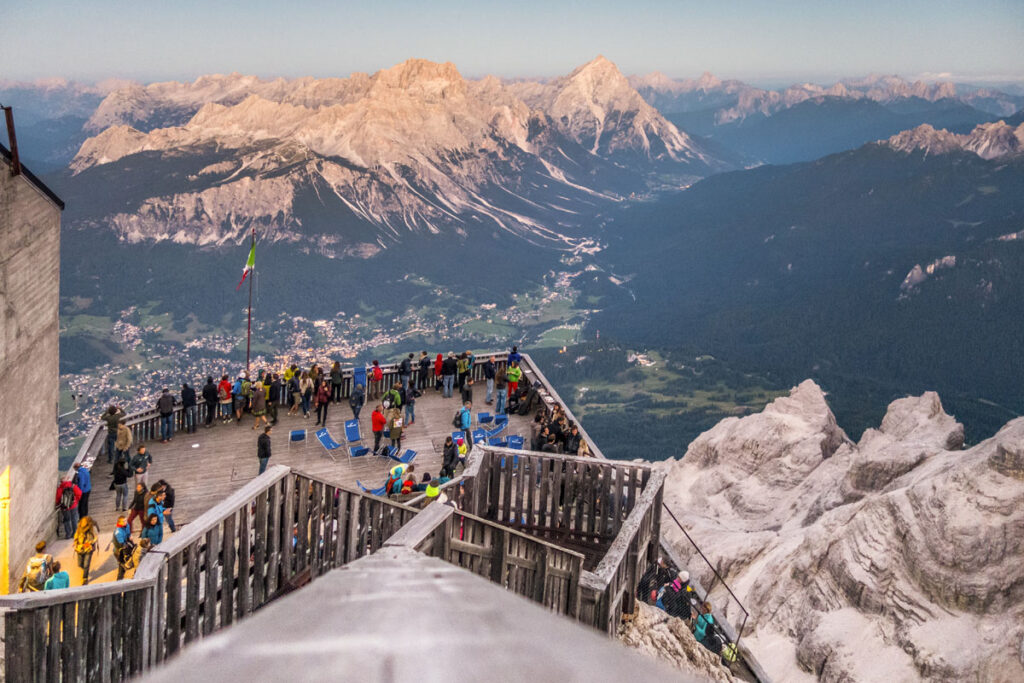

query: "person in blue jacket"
xmin=693 ymin=601 xmax=716 ymax=642
xmin=72 ymin=462 xmax=92 ymax=516
xmin=460 ymin=401 xmax=473 ymax=454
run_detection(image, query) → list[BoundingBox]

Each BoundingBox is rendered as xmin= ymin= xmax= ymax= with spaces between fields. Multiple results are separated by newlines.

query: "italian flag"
xmin=236 ymin=242 xmax=255 ymax=290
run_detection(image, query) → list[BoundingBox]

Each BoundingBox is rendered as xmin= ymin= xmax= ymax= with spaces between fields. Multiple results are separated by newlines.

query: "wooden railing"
xmin=578 ymin=469 xmax=667 ymax=635
xmin=0 ymin=466 xmax=417 ymax=682
xmin=382 ymin=503 xmax=583 ymax=618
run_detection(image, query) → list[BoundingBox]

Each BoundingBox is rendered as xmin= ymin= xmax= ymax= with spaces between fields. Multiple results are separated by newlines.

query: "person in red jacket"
xmin=371 ymin=405 xmax=387 ymax=455
xmin=55 ymin=480 xmax=82 ymax=539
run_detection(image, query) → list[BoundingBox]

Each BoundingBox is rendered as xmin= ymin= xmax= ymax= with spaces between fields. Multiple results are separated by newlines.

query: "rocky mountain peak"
xmin=885 ymin=123 xmax=965 ymax=155
xmin=371 ymin=58 xmax=466 ymax=98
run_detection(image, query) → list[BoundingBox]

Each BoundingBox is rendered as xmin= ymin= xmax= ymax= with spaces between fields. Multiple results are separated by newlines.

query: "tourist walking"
xmin=101 ymin=405 xmax=126 ymax=463
xmin=349 ymin=383 xmax=365 ymax=420
xmin=130 ymin=445 xmax=152 ymax=487
xmin=495 ymin=363 xmax=507 ymax=415
xmin=55 ymin=478 xmax=82 ymax=538
xmin=251 ymin=380 xmax=268 ymax=429
xmin=257 ymin=426 xmax=272 ymax=474
xmin=459 ymin=401 xmax=473 ymax=454
xmin=405 ymin=383 xmax=418 ymax=425
xmin=202 ymin=376 xmax=219 ymax=427
xmin=181 ymin=382 xmax=198 ymax=433
xmin=118 ymin=538 xmax=150 ymax=580
xmin=17 ymin=541 xmax=53 ymax=592
xmin=113 ymin=456 xmax=131 ymax=510
xmin=73 ymin=515 xmax=99 ymax=584
xmin=288 ymin=372 xmax=302 ymax=416
xmin=72 ymin=462 xmax=92 ymax=516
xmin=44 ymin=562 xmax=70 ymax=590
xmin=371 ymin=405 xmax=386 ymax=455
xmin=158 ymin=479 xmax=177 ymax=532
xmin=387 ymin=407 xmax=404 ymax=452
xmin=315 ymin=381 xmax=331 ymax=425
xmin=157 ymin=388 xmax=176 ymax=442
xmin=127 ymin=483 xmax=147 ymax=533
xmin=299 ymin=371 xmax=314 ymax=418
xmin=141 ymin=513 xmax=163 ymax=546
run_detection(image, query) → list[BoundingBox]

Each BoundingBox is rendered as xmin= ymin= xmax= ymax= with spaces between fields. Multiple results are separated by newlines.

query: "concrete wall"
xmin=0 ymin=165 xmax=61 ymax=593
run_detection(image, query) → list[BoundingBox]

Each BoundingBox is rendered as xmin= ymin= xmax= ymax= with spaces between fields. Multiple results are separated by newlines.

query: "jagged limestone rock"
xmin=619 ymin=602 xmax=734 ymax=682
xmin=663 ymin=381 xmax=1024 ymax=682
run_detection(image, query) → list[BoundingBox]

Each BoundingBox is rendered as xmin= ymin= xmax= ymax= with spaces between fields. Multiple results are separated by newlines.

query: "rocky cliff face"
xmin=619 ymin=602 xmax=735 ymax=682
xmin=662 ymin=381 xmax=1024 ymax=682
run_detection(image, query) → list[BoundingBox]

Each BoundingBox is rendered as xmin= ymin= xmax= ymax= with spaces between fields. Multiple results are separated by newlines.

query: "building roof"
xmin=143 ymin=546 xmax=692 ymax=683
xmin=0 ymin=142 xmax=65 ymax=210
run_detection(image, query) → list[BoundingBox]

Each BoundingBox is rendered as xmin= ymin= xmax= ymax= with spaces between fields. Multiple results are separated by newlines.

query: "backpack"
xmin=721 ymin=642 xmax=738 ymax=664
xmin=74 ymin=535 xmax=94 ymax=555
xmin=382 ymin=395 xmax=393 ymax=409
xmin=372 ymin=366 xmax=383 ymax=382
xmin=59 ymin=486 xmax=76 ymax=511
xmin=25 ymin=556 xmax=49 ymax=590
xmin=118 ymin=537 xmax=137 ymax=565
xmin=452 ymin=410 xmax=463 ymax=429
xmin=384 ymin=475 xmax=401 ymax=495
xmin=218 ymin=385 xmax=229 ymax=400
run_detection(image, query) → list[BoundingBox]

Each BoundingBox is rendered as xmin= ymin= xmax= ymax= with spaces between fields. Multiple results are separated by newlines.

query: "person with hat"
xmin=659 ymin=570 xmax=692 ymax=619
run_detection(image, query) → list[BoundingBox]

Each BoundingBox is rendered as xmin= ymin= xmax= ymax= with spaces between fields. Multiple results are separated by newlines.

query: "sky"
xmin=3 ymin=0 xmax=1023 ymax=86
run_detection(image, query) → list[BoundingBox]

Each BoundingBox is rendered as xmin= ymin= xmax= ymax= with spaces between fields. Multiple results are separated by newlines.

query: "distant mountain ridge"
xmin=60 ymin=57 xmax=728 ymax=254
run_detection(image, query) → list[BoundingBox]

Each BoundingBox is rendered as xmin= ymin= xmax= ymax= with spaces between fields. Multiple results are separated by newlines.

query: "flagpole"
xmin=246 ymin=227 xmax=254 ymax=375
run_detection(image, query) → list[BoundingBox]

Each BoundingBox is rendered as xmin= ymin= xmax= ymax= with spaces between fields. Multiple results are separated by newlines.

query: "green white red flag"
xmin=236 ymin=242 xmax=255 ymax=290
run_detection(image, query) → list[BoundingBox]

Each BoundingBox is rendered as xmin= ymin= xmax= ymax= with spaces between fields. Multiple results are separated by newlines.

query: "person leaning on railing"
xmin=101 ymin=405 xmax=126 ymax=463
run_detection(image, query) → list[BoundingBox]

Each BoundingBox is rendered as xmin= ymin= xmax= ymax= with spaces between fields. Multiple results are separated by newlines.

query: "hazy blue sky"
xmin=3 ymin=0 xmax=1023 ymax=85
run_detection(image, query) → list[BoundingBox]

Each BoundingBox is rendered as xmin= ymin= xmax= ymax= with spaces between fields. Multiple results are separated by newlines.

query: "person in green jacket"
xmin=505 ymin=362 xmax=523 ymax=399
xmin=382 ymin=383 xmax=402 ymax=410
xmin=44 ymin=561 xmax=70 ymax=590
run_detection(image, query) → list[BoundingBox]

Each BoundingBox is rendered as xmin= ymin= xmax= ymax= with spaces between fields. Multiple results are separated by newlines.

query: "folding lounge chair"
xmin=494 ymin=413 xmax=509 ymax=428
xmin=389 ymin=449 xmax=417 ymax=464
xmin=356 ymin=480 xmax=387 ymax=496
xmin=353 ymin=366 xmax=367 ymax=390
xmin=489 ymin=436 xmax=508 ymax=447
xmin=314 ymin=428 xmax=344 ymax=462
xmin=477 ymin=412 xmax=493 ymax=425
xmin=472 ymin=428 xmax=487 ymax=445
xmin=288 ymin=429 xmax=307 ymax=450
xmin=344 ymin=419 xmax=369 ymax=457
xmin=484 ymin=424 xmax=505 ymax=440
xmin=507 ymin=435 xmax=524 ymax=450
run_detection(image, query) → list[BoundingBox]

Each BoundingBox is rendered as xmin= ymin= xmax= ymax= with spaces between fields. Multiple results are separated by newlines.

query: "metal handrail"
xmin=661 ymin=502 xmax=750 ymax=651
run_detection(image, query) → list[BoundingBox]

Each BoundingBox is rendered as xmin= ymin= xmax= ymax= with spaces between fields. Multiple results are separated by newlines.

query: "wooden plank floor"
xmin=49 ymin=387 xmax=531 ymax=586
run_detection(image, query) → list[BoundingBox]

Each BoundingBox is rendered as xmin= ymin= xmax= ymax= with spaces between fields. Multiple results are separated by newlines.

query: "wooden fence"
xmin=0 ymin=466 xmax=417 ymax=682
xmin=383 ymin=503 xmax=583 ymax=618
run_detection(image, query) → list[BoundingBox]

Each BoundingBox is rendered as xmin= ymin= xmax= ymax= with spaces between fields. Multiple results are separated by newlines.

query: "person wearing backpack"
xmin=218 ymin=374 xmax=233 ymax=423
xmin=18 ymin=541 xmax=53 ymax=592
xmin=101 ymin=405 xmax=126 ymax=464
xmin=387 ymin=407 xmax=404 ymax=452
xmin=55 ymin=479 xmax=82 ymax=538
xmin=382 ymin=383 xmax=402 ymax=411
xmin=371 ymin=405 xmax=386 ymax=455
xmin=44 ymin=561 xmax=70 ymax=590
xmin=456 ymin=353 xmax=469 ymax=390
xmin=118 ymin=538 xmax=150 ymax=580
xmin=693 ymin=601 xmax=716 ymax=643
xmin=349 ymin=383 xmax=365 ymax=420
xmin=73 ymin=515 xmax=100 ymax=584
xmin=72 ymin=462 xmax=92 ymax=516
xmin=399 ymin=353 xmax=413 ymax=390
xmin=369 ymin=360 xmax=383 ymax=400
xmin=405 ymin=383 xmax=420 ymax=426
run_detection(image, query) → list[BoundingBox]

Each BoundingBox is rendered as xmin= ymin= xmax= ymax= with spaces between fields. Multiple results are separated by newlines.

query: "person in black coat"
xmin=202 ymin=377 xmax=219 ymax=428
xmin=417 ymin=352 xmax=431 ymax=390
xmin=440 ymin=436 xmax=458 ymax=478
xmin=267 ymin=374 xmax=281 ymax=425
xmin=157 ymin=479 xmax=177 ymax=532
xmin=257 ymin=426 xmax=272 ymax=475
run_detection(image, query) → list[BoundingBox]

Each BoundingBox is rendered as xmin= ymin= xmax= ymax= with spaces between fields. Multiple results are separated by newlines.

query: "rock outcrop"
xmin=662 ymin=382 xmax=1024 ymax=682
xmin=619 ymin=602 xmax=734 ymax=682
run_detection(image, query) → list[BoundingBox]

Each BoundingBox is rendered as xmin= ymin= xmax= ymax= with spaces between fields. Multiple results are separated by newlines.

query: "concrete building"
xmin=0 ymin=121 xmax=63 ymax=593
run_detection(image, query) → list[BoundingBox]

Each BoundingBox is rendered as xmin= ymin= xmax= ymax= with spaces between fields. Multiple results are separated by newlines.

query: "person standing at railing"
xmin=330 ymin=361 xmax=344 ymax=403
xmin=507 ymin=345 xmax=522 ymax=365
xmin=257 ymin=426 xmax=272 ymax=474
xmin=418 ymin=351 xmax=431 ymax=390
xmin=441 ymin=352 xmax=457 ymax=398
xmin=483 ymin=356 xmax=496 ymax=404
xmin=252 ymin=381 xmax=269 ymax=430
xmin=157 ymin=388 xmax=176 ymax=443
xmin=218 ymin=374 xmax=233 ymax=424
xmin=433 ymin=353 xmax=443 ymax=392
xmin=456 ymin=352 xmax=469 ymax=390
xmin=368 ymin=360 xmax=383 ymax=400
xmin=181 ymin=382 xmax=198 ymax=434
xmin=495 ymin=363 xmax=507 ymax=415
xmin=101 ymin=405 xmax=126 ymax=464
xmin=399 ymin=353 xmax=413 ymax=391
xmin=112 ymin=418 xmax=132 ymax=474
xmin=202 ymin=376 xmax=219 ymax=428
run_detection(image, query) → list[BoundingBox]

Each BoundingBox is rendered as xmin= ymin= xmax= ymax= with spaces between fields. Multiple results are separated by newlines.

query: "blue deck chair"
xmin=472 ymin=428 xmax=487 ymax=444
xmin=356 ymin=480 xmax=387 ymax=496
xmin=494 ymin=413 xmax=509 ymax=428
xmin=344 ymin=419 xmax=362 ymax=443
xmin=352 ymin=366 xmax=367 ymax=391
xmin=477 ymin=412 xmax=493 ymax=425
xmin=389 ymin=449 xmax=417 ymax=464
xmin=484 ymin=424 xmax=505 ymax=440
xmin=507 ymin=435 xmax=525 ymax=450
xmin=451 ymin=431 xmax=464 ymax=444
xmin=314 ymin=428 xmax=343 ymax=462
xmin=489 ymin=436 xmax=508 ymax=447
xmin=288 ymin=429 xmax=307 ymax=450
xmin=349 ymin=445 xmax=369 ymax=457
